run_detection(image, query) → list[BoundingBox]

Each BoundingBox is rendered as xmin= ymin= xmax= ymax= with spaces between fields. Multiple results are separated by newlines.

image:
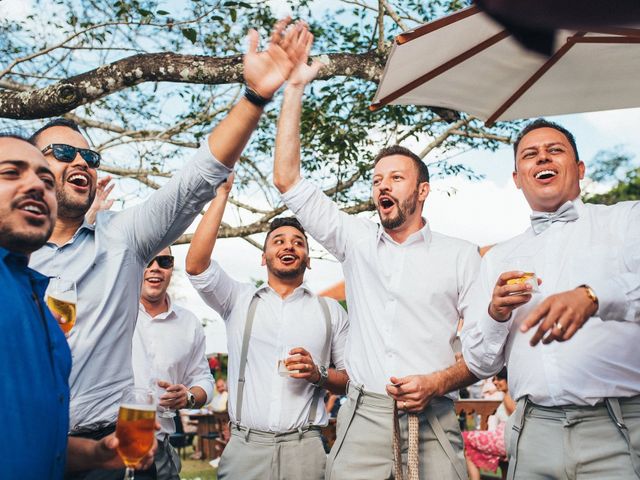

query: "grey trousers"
xmin=154 ymin=436 xmax=181 ymax=480
xmin=506 ymin=396 xmax=640 ymax=479
xmin=217 ymin=425 xmax=326 ymax=480
xmin=326 ymin=383 xmax=467 ymax=480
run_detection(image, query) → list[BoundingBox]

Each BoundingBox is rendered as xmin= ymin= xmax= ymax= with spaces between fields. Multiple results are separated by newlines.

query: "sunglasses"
xmin=147 ymin=255 xmax=174 ymax=269
xmin=41 ymin=143 xmax=101 ymax=169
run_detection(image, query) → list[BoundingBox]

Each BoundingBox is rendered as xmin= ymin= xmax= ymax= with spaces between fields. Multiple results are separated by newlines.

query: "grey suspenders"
xmin=234 ymin=293 xmax=332 ymax=428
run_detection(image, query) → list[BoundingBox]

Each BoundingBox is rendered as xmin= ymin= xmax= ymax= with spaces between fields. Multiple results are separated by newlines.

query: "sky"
xmin=2 ymin=0 xmax=639 ymax=353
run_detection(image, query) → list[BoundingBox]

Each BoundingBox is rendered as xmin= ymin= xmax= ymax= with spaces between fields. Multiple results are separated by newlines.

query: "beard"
xmin=56 ymin=180 xmax=96 ymax=219
xmin=266 ymin=257 xmax=308 ymax=279
xmin=0 ymin=219 xmax=54 ymax=255
xmin=378 ymin=190 xmax=419 ymax=230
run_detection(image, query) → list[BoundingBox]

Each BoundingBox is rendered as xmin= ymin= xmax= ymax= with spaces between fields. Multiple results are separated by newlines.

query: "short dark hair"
xmin=373 ymin=145 xmax=429 ymax=183
xmin=30 ymin=118 xmax=83 ymax=144
xmin=513 ymin=118 xmax=579 ymax=164
xmin=0 ymin=130 xmax=33 ymax=144
xmin=495 ymin=367 xmax=508 ymax=381
xmin=263 ymin=217 xmax=308 ymax=251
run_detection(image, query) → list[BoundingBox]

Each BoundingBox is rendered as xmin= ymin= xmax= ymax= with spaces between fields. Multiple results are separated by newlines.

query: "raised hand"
xmin=86 ymin=175 xmax=115 ymax=224
xmin=244 ymin=18 xmax=300 ymax=99
xmin=287 ymin=22 xmax=324 ymax=87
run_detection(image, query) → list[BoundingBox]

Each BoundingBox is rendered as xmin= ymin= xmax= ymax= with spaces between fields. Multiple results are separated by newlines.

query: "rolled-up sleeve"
xmin=113 ymin=142 xmax=232 ymax=264
xmin=184 ymin=313 xmax=215 ymax=404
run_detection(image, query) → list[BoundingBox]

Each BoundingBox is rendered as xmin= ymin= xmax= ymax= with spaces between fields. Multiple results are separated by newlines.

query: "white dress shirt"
xmin=133 ymin=296 xmax=214 ymax=436
xmin=462 ymin=198 xmax=640 ymax=406
xmin=281 ymin=178 xmax=481 ymax=395
xmin=30 ymin=143 xmax=230 ymax=430
xmin=188 ymin=261 xmax=349 ymax=432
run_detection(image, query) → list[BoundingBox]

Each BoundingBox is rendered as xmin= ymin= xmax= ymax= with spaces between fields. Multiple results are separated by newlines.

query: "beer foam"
xmin=120 ymin=403 xmax=156 ymax=412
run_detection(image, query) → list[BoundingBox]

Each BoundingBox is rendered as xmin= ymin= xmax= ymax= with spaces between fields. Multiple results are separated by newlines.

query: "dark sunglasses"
xmin=147 ymin=255 xmax=174 ymax=269
xmin=41 ymin=143 xmax=101 ymax=169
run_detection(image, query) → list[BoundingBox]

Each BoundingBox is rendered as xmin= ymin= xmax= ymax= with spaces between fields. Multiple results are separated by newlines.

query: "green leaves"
xmin=181 ymin=27 xmax=198 ymax=44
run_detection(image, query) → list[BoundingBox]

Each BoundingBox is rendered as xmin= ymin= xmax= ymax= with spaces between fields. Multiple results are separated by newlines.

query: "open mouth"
xmin=534 ymin=169 xmax=557 ymax=181
xmin=66 ymin=171 xmax=90 ymax=190
xmin=16 ymin=199 xmax=48 ymax=218
xmin=145 ymin=276 xmax=163 ymax=284
xmin=278 ymin=254 xmax=298 ymax=265
xmin=378 ymin=196 xmax=395 ymax=212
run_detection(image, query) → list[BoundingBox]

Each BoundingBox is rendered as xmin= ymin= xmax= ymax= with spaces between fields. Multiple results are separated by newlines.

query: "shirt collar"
xmin=377 ymin=217 xmax=432 ymax=246
xmin=0 ymin=246 xmax=30 ymax=268
xmin=256 ymin=281 xmax=314 ymax=298
xmin=139 ymin=294 xmax=176 ymax=321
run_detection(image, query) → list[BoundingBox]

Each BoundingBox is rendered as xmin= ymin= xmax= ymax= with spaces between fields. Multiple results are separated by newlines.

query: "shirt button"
xmin=56 ymin=454 xmax=62 ymax=462
xmin=58 ymin=394 xmax=64 ymax=403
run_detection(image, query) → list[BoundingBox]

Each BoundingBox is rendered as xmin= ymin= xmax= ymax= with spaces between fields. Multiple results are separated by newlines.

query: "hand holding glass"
xmin=278 ymin=345 xmax=300 ymax=377
xmin=45 ymin=278 xmax=77 ymax=334
xmin=505 ymin=257 xmax=539 ymax=294
xmin=115 ymin=387 xmax=156 ymax=480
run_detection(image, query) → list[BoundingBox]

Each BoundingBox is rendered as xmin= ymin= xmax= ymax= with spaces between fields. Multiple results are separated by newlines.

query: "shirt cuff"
xmin=280 ymin=177 xmax=314 ymax=212
xmin=190 ymin=381 xmax=214 ymax=404
xmin=192 ymin=142 xmax=233 ymax=189
xmin=585 ymin=277 xmax=627 ymax=322
xmin=186 ymin=259 xmax=219 ymax=290
xmin=478 ymin=311 xmax=512 ymax=355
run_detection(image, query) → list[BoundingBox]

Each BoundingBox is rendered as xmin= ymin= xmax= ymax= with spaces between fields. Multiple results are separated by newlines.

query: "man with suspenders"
xmin=186 ymin=175 xmax=349 ymax=480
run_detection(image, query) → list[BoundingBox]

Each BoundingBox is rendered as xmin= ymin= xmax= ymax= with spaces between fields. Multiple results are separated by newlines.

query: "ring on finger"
xmin=402 ymin=401 xmax=407 ymax=410
xmin=555 ymin=322 xmax=564 ymax=332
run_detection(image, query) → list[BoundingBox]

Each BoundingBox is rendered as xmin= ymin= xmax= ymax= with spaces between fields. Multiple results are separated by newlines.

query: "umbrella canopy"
xmin=371 ymin=5 xmax=640 ymax=125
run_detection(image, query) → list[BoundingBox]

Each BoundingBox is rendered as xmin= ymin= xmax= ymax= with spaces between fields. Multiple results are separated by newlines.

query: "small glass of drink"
xmin=278 ymin=345 xmax=300 ymax=377
xmin=45 ymin=277 xmax=77 ymax=334
xmin=115 ymin=387 xmax=156 ymax=480
xmin=505 ymin=257 xmax=539 ymax=294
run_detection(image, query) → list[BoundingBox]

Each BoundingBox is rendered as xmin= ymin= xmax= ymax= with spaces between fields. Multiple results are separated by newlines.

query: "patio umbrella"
xmin=370 ymin=5 xmax=640 ymax=126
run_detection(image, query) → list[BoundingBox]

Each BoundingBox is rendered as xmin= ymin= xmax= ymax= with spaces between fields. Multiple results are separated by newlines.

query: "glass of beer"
xmin=45 ymin=278 xmax=77 ymax=334
xmin=278 ymin=345 xmax=300 ymax=377
xmin=115 ymin=387 xmax=156 ymax=480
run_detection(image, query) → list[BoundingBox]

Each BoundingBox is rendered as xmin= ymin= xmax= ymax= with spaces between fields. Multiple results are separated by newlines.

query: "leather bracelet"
xmin=244 ymin=86 xmax=272 ymax=107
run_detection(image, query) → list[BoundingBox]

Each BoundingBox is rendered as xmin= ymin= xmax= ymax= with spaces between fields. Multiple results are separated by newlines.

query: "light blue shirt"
xmin=30 ymin=142 xmax=230 ymax=431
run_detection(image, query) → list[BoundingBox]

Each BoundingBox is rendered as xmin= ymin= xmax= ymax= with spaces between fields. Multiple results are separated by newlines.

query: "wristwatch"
xmin=186 ymin=390 xmax=196 ymax=409
xmin=312 ymin=365 xmax=329 ymax=388
xmin=578 ymin=284 xmax=599 ymax=310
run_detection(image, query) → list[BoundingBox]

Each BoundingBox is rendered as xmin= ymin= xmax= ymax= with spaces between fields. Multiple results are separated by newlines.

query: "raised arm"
xmin=185 ymin=174 xmax=233 ymax=276
xmin=209 ymin=19 xmax=301 ymax=168
xmin=273 ymin=24 xmax=323 ymax=193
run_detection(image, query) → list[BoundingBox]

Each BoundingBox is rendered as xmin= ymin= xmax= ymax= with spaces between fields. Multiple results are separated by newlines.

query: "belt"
xmin=230 ymin=423 xmax=322 ymax=443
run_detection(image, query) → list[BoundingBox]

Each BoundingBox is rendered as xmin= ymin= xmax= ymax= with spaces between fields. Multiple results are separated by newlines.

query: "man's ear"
xmin=577 ymin=160 xmax=585 ymax=180
xmin=418 ymin=181 xmax=430 ymax=202
xmin=261 ymin=253 xmax=266 ymax=266
xmin=512 ymin=170 xmax=522 ymax=190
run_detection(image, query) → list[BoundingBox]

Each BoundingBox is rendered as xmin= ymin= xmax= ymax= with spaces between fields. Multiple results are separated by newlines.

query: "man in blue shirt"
xmin=0 ymin=132 xmax=70 ymax=479
xmin=0 ymin=133 xmax=156 ymax=478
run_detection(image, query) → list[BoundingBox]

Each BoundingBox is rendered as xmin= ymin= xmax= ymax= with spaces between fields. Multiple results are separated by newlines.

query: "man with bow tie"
xmin=461 ymin=119 xmax=640 ymax=479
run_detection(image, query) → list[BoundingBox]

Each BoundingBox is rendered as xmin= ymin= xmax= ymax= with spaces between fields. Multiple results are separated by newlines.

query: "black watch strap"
xmin=244 ymin=86 xmax=272 ymax=107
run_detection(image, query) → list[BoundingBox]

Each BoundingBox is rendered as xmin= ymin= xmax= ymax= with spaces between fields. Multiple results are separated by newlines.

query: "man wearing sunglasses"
xmin=27 ymin=19 xmax=310 ymax=479
xmin=132 ymin=247 xmax=214 ymax=480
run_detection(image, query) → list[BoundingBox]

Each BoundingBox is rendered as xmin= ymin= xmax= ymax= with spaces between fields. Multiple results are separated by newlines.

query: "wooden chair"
xmin=454 ymin=399 xmax=508 ymax=480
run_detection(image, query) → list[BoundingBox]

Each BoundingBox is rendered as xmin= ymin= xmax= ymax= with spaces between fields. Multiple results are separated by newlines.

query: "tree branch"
xmin=0 ymin=51 xmax=385 ymax=119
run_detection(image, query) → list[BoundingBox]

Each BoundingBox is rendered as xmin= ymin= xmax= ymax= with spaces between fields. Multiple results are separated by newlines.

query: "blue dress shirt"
xmin=0 ymin=247 xmax=71 ymax=479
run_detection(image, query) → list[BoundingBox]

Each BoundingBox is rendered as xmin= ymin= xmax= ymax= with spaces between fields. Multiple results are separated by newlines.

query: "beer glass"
xmin=115 ymin=387 xmax=156 ymax=480
xmin=45 ymin=278 xmax=77 ymax=334
xmin=505 ymin=257 xmax=539 ymax=294
xmin=278 ymin=345 xmax=300 ymax=377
